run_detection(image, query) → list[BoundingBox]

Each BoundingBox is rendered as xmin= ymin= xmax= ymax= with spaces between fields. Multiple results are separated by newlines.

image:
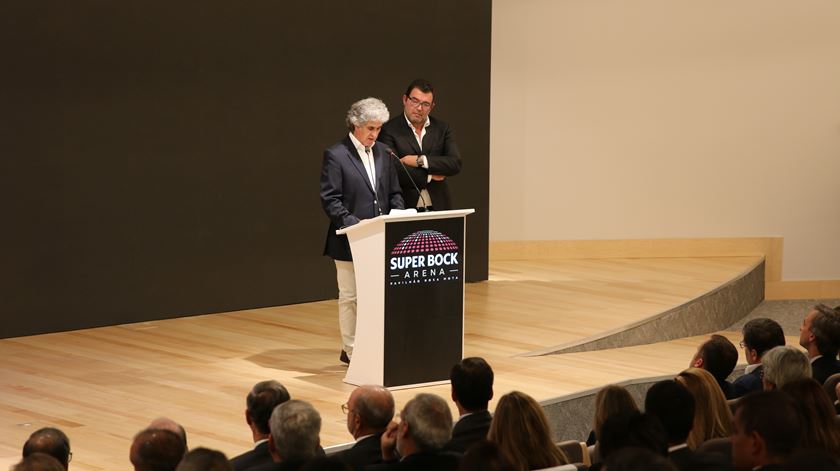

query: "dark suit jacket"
xmin=718 ymin=378 xmax=736 ymax=400
xmin=670 ymin=447 xmax=733 ymax=471
xmin=811 ymin=355 xmax=840 ymax=385
xmin=231 ymin=441 xmax=272 ymax=471
xmin=321 ymin=137 xmax=404 ymax=261
xmin=378 ymin=115 xmax=461 ymax=210
xmin=732 ymin=365 xmax=763 ymax=398
xmin=248 ymin=460 xmax=306 ymax=471
xmin=445 ymin=410 xmax=492 ymax=453
xmin=336 ymin=433 xmax=383 ymax=470
xmin=363 ymin=451 xmax=460 ymax=471
xmin=669 ymin=447 xmax=696 ymax=471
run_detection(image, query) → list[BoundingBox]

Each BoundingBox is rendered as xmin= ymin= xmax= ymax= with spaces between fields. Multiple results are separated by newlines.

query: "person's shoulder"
xmin=428 ymin=115 xmax=452 ymax=130
xmin=381 ymin=115 xmax=406 ymax=133
xmin=325 ymin=139 xmax=355 ymax=160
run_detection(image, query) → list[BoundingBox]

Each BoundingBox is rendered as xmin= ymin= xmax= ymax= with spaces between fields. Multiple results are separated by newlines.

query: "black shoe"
xmin=340 ymin=350 xmax=350 ymax=365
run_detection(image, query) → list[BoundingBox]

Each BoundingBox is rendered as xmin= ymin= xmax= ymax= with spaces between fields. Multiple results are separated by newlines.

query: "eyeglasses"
xmin=341 ymin=403 xmax=352 ymax=415
xmin=739 ymin=341 xmax=746 ymax=348
xmin=407 ymin=96 xmax=433 ymax=109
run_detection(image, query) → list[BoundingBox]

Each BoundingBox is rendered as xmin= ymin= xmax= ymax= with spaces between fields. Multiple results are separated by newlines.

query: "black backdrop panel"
xmin=0 ymin=1 xmax=490 ymax=338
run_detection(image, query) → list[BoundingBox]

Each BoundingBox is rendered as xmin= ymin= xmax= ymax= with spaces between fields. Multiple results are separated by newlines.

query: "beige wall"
xmin=490 ymin=0 xmax=840 ymax=280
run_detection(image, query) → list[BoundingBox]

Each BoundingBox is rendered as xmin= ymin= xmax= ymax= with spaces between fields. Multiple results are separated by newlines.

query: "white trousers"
xmin=334 ymin=260 xmax=357 ymax=357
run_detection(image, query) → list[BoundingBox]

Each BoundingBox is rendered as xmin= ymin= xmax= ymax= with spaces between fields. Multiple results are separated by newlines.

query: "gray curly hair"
xmin=346 ymin=97 xmax=389 ymax=131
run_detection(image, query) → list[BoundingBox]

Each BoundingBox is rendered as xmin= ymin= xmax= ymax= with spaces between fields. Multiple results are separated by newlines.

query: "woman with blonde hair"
xmin=675 ymin=367 xmax=732 ymax=449
xmin=487 ymin=391 xmax=569 ymax=471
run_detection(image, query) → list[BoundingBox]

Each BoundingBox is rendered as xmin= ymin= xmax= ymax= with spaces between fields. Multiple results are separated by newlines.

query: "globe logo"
xmin=389 ymin=230 xmax=460 ymax=285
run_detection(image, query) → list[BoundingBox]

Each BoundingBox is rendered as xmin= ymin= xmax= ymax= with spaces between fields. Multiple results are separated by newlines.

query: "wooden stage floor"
xmin=0 ymin=256 xmax=766 ymax=470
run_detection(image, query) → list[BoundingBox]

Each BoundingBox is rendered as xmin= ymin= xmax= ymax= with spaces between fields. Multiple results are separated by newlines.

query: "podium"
xmin=336 ymin=209 xmax=474 ymax=389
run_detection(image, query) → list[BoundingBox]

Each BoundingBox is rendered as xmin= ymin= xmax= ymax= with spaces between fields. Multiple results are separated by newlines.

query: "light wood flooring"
xmin=0 ymin=256 xmax=765 ymax=470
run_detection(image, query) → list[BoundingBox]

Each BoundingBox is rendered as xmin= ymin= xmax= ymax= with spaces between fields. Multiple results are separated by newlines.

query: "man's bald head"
xmin=130 ymin=428 xmax=186 ymax=471
xmin=22 ymin=428 xmax=71 ymax=469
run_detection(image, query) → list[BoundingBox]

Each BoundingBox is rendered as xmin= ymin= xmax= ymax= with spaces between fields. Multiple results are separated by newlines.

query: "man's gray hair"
xmin=346 ymin=97 xmax=389 ymax=130
xmin=402 ymin=393 xmax=453 ymax=451
xmin=762 ymin=345 xmax=811 ymax=389
xmin=269 ymin=400 xmax=321 ymax=461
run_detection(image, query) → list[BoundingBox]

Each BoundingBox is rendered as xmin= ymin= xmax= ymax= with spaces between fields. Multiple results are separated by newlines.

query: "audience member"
xmin=644 ymin=380 xmax=696 ymax=469
xmin=13 ymin=452 xmax=65 ymax=471
xmin=22 ymin=427 xmax=71 ymax=470
xmin=731 ymin=391 xmax=800 ymax=471
xmin=176 ymin=448 xmax=232 ymax=471
xmin=487 ymin=391 xmax=569 ymax=471
xmin=761 ymin=346 xmax=811 ymax=390
xmin=782 ymin=450 xmax=840 ymax=471
xmin=675 ymin=368 xmax=732 ymax=449
xmin=149 ymin=418 xmax=188 ymax=452
xmin=587 ymin=385 xmax=639 ymax=447
xmin=602 ymin=447 xmax=677 ymax=471
xmin=370 ymin=393 xmax=459 ymax=471
xmin=779 ymin=378 xmax=840 ymax=458
xmin=594 ymin=411 xmax=668 ymax=471
xmin=799 ymin=304 xmax=840 ymax=384
xmin=258 ymin=400 xmax=322 ymax=470
xmin=335 ymin=385 xmax=394 ymax=469
xmin=299 ymin=457 xmax=352 ymax=471
xmin=457 ymin=440 xmax=515 ymax=471
xmin=689 ymin=334 xmax=739 ymax=399
xmin=732 ymin=318 xmax=786 ymax=398
xmin=130 ymin=428 xmax=187 ymax=471
xmin=445 ymin=357 xmax=494 ymax=453
xmin=231 ymin=380 xmax=291 ymax=471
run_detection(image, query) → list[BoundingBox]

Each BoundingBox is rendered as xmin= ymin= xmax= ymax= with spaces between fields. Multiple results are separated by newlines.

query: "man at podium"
xmin=320 ymin=97 xmax=405 ymax=365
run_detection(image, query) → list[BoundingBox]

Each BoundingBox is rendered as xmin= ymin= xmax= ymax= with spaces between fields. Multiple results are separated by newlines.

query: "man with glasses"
xmin=732 ymin=318 xmax=786 ymax=398
xmin=379 ymin=79 xmax=462 ymax=211
xmin=798 ymin=303 xmax=840 ymax=384
xmin=336 ymin=385 xmax=394 ymax=469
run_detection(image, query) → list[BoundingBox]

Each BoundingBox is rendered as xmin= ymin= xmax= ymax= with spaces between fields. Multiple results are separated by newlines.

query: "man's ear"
xmin=750 ymin=430 xmax=766 ymax=459
xmin=399 ymin=420 xmax=410 ymax=439
xmin=245 ymin=410 xmax=253 ymax=426
xmin=692 ymin=357 xmax=704 ymax=368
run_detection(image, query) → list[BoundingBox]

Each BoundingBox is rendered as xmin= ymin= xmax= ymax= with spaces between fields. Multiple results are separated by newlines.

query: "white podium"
xmin=336 ymin=209 xmax=474 ymax=388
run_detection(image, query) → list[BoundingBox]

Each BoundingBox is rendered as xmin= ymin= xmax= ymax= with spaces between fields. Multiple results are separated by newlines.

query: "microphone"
xmin=386 ymin=148 xmax=429 ymax=212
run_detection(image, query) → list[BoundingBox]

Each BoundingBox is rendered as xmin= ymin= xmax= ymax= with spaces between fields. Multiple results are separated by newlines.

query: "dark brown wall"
xmin=0 ymin=1 xmax=490 ymax=338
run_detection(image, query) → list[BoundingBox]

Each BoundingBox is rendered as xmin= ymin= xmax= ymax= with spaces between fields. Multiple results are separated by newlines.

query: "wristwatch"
xmin=416 ymin=155 xmax=424 ymax=167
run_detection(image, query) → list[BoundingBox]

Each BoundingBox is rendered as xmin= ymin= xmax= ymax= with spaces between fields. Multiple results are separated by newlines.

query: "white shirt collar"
xmin=668 ymin=443 xmax=689 ymax=453
xmin=403 ymin=113 xmax=430 ymax=129
xmin=810 ymin=354 xmax=823 ymax=363
xmin=745 ymin=363 xmax=761 ymax=374
xmin=348 ymin=132 xmax=370 ymax=155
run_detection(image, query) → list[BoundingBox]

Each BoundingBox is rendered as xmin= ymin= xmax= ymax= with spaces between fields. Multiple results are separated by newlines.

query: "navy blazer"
xmin=731 ymin=365 xmax=764 ymax=398
xmin=321 ymin=137 xmax=404 ymax=261
xmin=378 ymin=115 xmax=461 ymax=210
xmin=230 ymin=441 xmax=272 ymax=471
xmin=445 ymin=410 xmax=492 ymax=453
xmin=811 ymin=355 xmax=840 ymax=385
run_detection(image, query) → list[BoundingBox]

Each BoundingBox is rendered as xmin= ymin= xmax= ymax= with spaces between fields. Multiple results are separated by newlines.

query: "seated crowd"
xmin=12 ymin=305 xmax=840 ymax=471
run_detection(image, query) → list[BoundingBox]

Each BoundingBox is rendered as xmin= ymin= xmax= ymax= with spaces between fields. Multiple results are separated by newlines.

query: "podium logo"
xmin=388 ymin=230 xmax=461 ymax=285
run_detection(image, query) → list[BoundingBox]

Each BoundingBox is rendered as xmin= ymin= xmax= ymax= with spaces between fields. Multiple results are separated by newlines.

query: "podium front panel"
xmin=383 ymin=218 xmax=465 ymax=387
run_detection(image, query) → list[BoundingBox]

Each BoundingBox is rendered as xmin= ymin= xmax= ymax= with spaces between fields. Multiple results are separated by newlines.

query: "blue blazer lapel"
xmin=342 ymin=137 xmax=375 ymax=194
